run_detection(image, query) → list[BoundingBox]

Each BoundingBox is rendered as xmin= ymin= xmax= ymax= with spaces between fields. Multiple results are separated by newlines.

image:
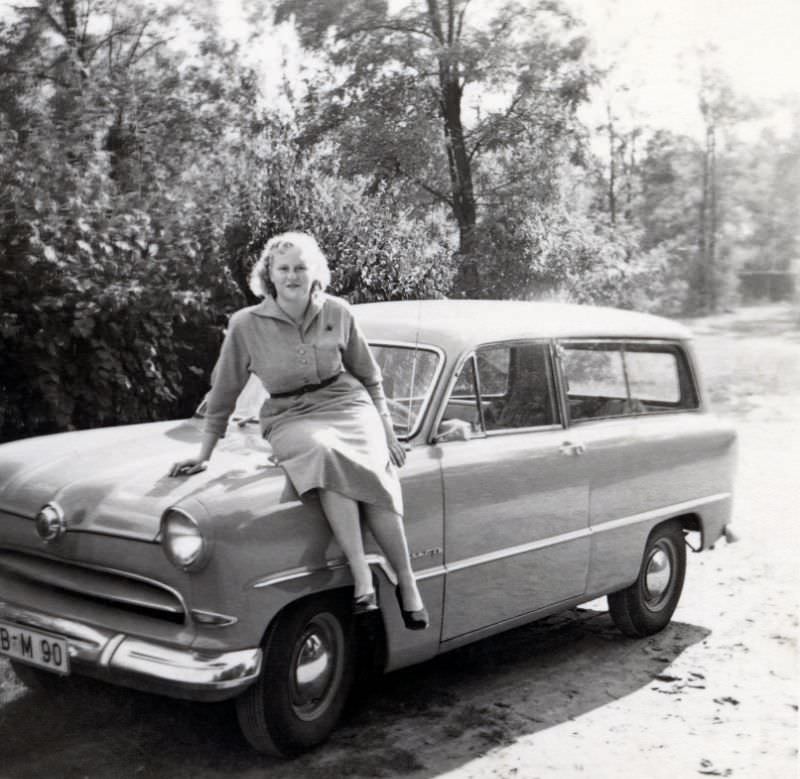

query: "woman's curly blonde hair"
xmin=249 ymin=232 xmax=332 ymax=299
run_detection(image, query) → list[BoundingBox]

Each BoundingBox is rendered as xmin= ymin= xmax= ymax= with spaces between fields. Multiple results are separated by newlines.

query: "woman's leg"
xmin=362 ymin=504 xmax=424 ymax=612
xmin=318 ymin=489 xmax=374 ymax=598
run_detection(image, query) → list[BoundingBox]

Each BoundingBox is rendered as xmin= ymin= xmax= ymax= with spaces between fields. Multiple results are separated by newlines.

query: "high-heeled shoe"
xmin=353 ymin=591 xmax=379 ymax=615
xmin=395 ymin=586 xmax=429 ymax=630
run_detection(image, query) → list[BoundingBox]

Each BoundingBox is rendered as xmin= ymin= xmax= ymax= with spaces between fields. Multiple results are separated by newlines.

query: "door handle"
xmin=560 ymin=441 xmax=586 ymax=456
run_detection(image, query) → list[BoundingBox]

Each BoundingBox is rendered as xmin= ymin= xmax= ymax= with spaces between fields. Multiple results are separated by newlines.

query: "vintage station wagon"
xmin=0 ymin=300 xmax=737 ymax=755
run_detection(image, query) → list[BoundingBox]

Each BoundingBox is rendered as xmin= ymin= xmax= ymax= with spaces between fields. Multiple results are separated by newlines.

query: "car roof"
xmin=355 ymin=300 xmax=692 ymax=352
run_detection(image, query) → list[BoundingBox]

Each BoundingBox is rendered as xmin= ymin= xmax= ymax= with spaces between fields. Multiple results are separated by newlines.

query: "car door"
xmin=556 ymin=339 xmax=734 ymax=595
xmin=435 ymin=341 xmax=591 ymax=641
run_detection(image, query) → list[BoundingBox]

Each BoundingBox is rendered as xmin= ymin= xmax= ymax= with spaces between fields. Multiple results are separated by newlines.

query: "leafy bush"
xmin=216 ymin=132 xmax=455 ymax=305
xmin=477 ymin=202 xmax=686 ymax=314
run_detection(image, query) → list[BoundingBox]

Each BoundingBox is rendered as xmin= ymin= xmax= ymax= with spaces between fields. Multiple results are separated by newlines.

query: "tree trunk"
xmin=697 ymin=123 xmax=717 ymax=312
xmin=428 ymin=0 xmax=479 ymax=296
xmin=708 ymin=125 xmax=717 ymax=309
xmin=606 ymin=103 xmax=617 ymax=225
xmin=441 ymin=77 xmax=479 ymax=294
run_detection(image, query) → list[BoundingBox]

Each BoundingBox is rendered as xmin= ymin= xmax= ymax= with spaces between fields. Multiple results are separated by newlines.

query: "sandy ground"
xmin=1 ymin=303 xmax=798 ymax=778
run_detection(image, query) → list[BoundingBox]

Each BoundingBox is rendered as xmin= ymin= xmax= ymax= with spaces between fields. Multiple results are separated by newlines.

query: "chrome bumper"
xmin=0 ymin=601 xmax=262 ymax=702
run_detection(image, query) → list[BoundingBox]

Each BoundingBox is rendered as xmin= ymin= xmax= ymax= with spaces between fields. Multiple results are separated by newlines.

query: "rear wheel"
xmin=236 ymin=594 xmax=355 ymax=756
xmin=608 ymin=520 xmax=686 ymax=637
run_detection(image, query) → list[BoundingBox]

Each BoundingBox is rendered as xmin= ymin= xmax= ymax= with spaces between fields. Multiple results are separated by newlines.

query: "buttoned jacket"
xmin=203 ymin=293 xmax=388 ymax=438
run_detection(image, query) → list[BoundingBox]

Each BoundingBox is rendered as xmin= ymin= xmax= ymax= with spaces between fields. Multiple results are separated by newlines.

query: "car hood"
xmin=0 ymin=419 xmax=280 ymax=542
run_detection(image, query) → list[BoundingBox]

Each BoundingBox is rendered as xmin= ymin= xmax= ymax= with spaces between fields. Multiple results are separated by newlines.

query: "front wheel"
xmin=608 ymin=520 xmax=687 ymax=637
xmin=236 ymin=594 xmax=355 ymax=756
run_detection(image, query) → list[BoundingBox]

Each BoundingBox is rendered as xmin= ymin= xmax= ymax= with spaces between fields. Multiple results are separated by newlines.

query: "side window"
xmin=478 ymin=343 xmax=558 ymax=431
xmin=626 ymin=351 xmax=680 ymax=404
xmin=437 ymin=356 xmax=481 ymax=442
xmin=562 ymin=344 xmax=629 ymax=421
xmin=561 ymin=341 xmax=699 ymax=422
xmin=475 ymin=348 xmax=509 ymax=396
xmin=624 ymin=345 xmax=699 ymax=411
xmin=437 ymin=342 xmax=559 ymax=441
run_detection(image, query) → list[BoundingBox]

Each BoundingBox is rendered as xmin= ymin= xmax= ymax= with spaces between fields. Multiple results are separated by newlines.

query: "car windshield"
xmin=370 ymin=343 xmax=441 ymax=437
xmin=199 ymin=343 xmax=441 ymax=438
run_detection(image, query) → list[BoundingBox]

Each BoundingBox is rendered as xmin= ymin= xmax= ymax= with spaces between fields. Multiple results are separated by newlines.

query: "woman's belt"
xmin=269 ymin=373 xmax=340 ymax=399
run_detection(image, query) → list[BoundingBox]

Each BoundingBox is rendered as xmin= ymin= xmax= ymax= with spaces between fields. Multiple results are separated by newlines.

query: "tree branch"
xmin=339 ymin=22 xmax=436 ymax=41
xmin=0 ymin=65 xmax=70 ymax=88
xmin=34 ymin=6 xmax=67 ymax=38
xmin=392 ymin=160 xmax=453 ymax=206
xmin=81 ymin=21 xmax=146 ymax=63
xmin=467 ymin=94 xmax=526 ymax=161
xmin=478 ymin=171 xmax=531 ymax=196
xmin=456 ymin=0 xmax=471 ymax=39
xmin=124 ymin=20 xmax=152 ymax=68
xmin=126 ymin=36 xmax=171 ymax=66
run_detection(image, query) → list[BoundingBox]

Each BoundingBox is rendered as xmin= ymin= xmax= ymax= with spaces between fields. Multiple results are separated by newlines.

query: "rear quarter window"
xmin=561 ymin=341 xmax=698 ymax=421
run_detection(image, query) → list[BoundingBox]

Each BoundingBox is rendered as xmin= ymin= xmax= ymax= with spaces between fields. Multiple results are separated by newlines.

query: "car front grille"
xmin=0 ymin=549 xmax=186 ymax=624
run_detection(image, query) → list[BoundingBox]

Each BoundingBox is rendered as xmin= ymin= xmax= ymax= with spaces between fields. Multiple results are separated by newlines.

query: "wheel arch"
xmin=253 ymin=583 xmax=388 ymax=678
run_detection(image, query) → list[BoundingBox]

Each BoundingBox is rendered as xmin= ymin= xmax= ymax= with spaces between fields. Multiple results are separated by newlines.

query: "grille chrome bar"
xmin=0 ymin=550 xmax=186 ymax=621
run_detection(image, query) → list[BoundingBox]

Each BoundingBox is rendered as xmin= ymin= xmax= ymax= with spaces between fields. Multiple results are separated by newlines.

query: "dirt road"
xmin=1 ymin=304 xmax=798 ymax=778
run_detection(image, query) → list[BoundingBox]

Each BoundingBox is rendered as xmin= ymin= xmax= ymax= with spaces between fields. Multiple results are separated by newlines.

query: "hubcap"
xmin=290 ymin=613 xmax=343 ymax=721
xmin=644 ymin=543 xmax=673 ymax=608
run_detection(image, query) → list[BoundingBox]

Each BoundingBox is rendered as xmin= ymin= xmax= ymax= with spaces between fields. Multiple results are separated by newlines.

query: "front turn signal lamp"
xmin=161 ymin=509 xmax=210 ymax=572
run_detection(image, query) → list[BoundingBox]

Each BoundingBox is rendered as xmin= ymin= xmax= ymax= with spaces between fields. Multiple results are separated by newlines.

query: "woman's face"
xmin=269 ymin=244 xmax=314 ymax=305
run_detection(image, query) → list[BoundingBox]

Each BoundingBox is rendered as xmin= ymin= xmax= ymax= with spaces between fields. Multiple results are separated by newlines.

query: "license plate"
xmin=0 ymin=620 xmax=70 ymax=675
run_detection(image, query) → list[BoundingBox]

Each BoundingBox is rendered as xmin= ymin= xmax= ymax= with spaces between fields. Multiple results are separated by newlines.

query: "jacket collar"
xmin=252 ymin=292 xmax=325 ymax=332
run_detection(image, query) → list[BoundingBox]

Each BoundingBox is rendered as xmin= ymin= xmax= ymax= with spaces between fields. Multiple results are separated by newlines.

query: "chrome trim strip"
xmin=444 ymin=493 xmax=731 ymax=574
xmin=415 ymin=565 xmax=446 ymax=581
xmin=591 ymin=493 xmax=732 ymax=534
xmin=446 ymin=527 xmax=591 ymax=573
xmin=252 ymin=565 xmax=321 ymax=588
xmin=252 ymin=553 xmax=398 ymax=589
xmin=367 ymin=340 xmax=446 ymax=441
xmin=0 ymin=601 xmax=261 ymax=692
xmin=190 ymin=609 xmax=239 ymax=628
xmin=253 ymin=494 xmax=731 ymax=589
xmin=484 ymin=424 xmax=563 ymax=437
xmin=558 ymin=337 xmax=691 ymax=346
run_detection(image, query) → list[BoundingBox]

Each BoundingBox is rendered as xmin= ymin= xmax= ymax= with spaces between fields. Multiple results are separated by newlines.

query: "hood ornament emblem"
xmin=35 ymin=503 xmax=66 ymax=543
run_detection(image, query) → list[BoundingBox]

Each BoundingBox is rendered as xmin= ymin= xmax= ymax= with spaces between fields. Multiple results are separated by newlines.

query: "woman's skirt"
xmin=260 ymin=372 xmax=403 ymax=516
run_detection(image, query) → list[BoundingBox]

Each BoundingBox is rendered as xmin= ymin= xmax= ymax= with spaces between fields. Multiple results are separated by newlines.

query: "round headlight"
xmin=161 ymin=509 xmax=208 ymax=571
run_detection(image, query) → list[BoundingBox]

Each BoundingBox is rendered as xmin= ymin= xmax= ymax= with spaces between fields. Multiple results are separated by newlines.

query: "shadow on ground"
xmin=0 ymin=608 xmax=709 ymax=779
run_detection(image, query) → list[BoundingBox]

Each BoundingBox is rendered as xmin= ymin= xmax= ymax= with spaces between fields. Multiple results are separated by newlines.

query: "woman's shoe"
xmin=353 ymin=591 xmax=379 ymax=615
xmin=395 ymin=586 xmax=429 ymax=630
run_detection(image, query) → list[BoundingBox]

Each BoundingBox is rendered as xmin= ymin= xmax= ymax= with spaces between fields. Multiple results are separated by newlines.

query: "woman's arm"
xmin=169 ymin=312 xmax=251 ymax=477
xmin=169 ymin=431 xmax=219 ymax=476
xmin=341 ymin=311 xmax=406 ymax=467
